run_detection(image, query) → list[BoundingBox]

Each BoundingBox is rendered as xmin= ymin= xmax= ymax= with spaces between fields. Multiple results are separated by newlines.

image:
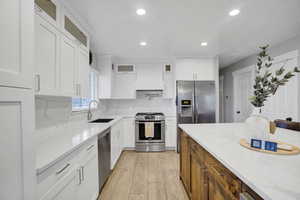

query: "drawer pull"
xmin=56 ymin=163 xmax=71 ymax=175
xmin=86 ymin=144 xmax=95 ymax=151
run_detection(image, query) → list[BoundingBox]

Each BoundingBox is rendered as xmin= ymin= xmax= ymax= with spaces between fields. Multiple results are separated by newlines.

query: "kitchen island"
xmin=178 ymin=123 xmax=300 ymax=200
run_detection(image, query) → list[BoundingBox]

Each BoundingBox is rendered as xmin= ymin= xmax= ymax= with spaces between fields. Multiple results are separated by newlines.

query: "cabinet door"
xmin=35 ymin=15 xmax=60 ymax=95
xmin=112 ymin=73 xmax=136 ymax=99
xmin=190 ymin=150 xmax=208 ymax=200
xmin=77 ymin=48 xmax=90 ymax=98
xmin=0 ymin=0 xmax=34 ymax=88
xmin=78 ymin=154 xmax=99 ymax=200
xmin=208 ymin=172 xmax=237 ymax=200
xmin=110 ymin=126 xmax=118 ymax=169
xmin=60 ymin=35 xmax=77 ymax=97
xmin=123 ymin=118 xmax=135 ymax=148
xmin=34 ymin=0 xmax=60 ymax=28
xmin=41 ymin=169 xmax=79 ymax=200
xmin=166 ymin=118 xmax=177 ymax=148
xmin=0 ymin=87 xmax=35 ymax=200
xmin=180 ymin=130 xmax=191 ymax=194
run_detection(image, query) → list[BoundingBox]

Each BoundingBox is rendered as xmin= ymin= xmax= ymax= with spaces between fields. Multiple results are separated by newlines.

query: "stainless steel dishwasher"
xmin=98 ymin=128 xmax=111 ymax=191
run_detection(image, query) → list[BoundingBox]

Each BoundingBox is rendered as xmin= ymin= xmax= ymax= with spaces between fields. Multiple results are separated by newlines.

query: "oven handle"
xmin=135 ymin=121 xmax=165 ymax=124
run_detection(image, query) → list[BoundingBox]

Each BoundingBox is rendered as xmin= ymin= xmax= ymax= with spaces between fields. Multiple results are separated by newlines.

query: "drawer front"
xmin=78 ymin=138 xmax=98 ymax=164
xmin=37 ymin=138 xmax=97 ymax=199
xmin=37 ymin=150 xmax=80 ymax=199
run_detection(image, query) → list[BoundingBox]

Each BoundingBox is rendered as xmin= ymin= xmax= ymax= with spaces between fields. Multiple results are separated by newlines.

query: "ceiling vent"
xmin=116 ymin=64 xmax=135 ymax=73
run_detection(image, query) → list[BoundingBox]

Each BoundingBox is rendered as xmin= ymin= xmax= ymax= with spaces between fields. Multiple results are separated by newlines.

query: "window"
xmin=72 ymin=68 xmax=99 ymax=111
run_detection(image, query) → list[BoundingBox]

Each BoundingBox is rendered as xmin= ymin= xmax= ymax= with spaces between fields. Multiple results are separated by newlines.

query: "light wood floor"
xmin=98 ymin=151 xmax=189 ymax=200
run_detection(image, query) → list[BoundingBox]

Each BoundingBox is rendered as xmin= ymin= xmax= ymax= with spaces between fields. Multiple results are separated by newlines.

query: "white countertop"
xmin=36 ymin=117 xmax=123 ymax=174
xmin=179 ymin=123 xmax=300 ymax=200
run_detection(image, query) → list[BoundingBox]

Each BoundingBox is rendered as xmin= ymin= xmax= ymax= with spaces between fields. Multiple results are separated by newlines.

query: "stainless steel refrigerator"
xmin=176 ymin=80 xmax=216 ymax=152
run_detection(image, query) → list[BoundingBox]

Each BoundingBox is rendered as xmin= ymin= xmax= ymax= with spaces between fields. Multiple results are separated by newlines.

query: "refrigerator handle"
xmin=192 ymin=83 xmax=195 ymax=123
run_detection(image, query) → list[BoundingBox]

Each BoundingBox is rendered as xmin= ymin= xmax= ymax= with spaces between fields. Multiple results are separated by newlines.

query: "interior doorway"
xmin=233 ymin=66 xmax=254 ymax=122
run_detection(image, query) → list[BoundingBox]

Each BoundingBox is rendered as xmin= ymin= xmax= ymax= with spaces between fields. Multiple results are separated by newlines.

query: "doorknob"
xmin=236 ymin=111 xmax=241 ymax=114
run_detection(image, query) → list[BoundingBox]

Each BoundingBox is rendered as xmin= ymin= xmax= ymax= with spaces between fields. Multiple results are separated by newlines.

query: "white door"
xmin=41 ymin=169 xmax=79 ymax=200
xmin=0 ymin=0 xmax=34 ymax=89
xmin=77 ymin=48 xmax=90 ymax=98
xmin=0 ymin=87 xmax=35 ymax=200
xmin=60 ymin=35 xmax=77 ymax=97
xmin=233 ymin=66 xmax=254 ymax=122
xmin=35 ymin=15 xmax=60 ymax=95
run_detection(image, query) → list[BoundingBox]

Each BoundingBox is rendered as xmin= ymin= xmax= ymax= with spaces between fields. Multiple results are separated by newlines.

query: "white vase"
xmin=245 ymin=107 xmax=270 ymax=140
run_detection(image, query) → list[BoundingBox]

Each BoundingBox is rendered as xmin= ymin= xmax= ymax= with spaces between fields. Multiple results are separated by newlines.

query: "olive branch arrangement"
xmin=250 ymin=45 xmax=300 ymax=108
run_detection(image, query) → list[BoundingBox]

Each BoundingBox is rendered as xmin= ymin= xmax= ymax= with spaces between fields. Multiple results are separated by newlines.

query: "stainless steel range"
xmin=135 ymin=113 xmax=165 ymax=152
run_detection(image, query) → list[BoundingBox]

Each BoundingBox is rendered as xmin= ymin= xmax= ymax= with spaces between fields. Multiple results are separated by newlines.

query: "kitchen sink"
xmin=89 ymin=118 xmax=114 ymax=123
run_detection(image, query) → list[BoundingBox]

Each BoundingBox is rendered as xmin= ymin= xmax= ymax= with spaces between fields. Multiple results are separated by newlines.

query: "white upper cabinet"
xmin=77 ymin=48 xmax=90 ymax=98
xmin=34 ymin=0 xmax=60 ymax=28
xmin=98 ymin=55 xmax=114 ymax=99
xmin=35 ymin=15 xmax=60 ymax=95
xmin=0 ymin=0 xmax=34 ymax=89
xmin=60 ymin=35 xmax=77 ymax=97
xmin=175 ymin=59 xmax=217 ymax=81
xmin=0 ymin=87 xmax=35 ymax=200
xmin=136 ymin=63 xmax=164 ymax=90
xmin=61 ymin=8 xmax=90 ymax=53
xmin=112 ymin=68 xmax=136 ymax=99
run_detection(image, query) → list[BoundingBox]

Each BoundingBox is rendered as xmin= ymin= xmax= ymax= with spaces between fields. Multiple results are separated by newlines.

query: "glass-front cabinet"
xmin=34 ymin=0 xmax=60 ymax=27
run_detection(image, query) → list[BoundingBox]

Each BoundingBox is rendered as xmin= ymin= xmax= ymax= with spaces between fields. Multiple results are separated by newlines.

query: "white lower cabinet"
xmin=77 ymin=146 xmax=99 ymax=200
xmin=111 ymin=120 xmax=124 ymax=169
xmin=38 ymin=138 xmax=99 ymax=200
xmin=165 ymin=117 xmax=177 ymax=149
xmin=40 ymin=169 xmax=79 ymax=200
xmin=123 ymin=117 xmax=135 ymax=149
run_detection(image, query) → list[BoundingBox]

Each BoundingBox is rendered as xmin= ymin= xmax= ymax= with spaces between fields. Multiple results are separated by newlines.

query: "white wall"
xmin=100 ymin=99 xmax=176 ymax=117
xmin=220 ymin=35 xmax=300 ymax=122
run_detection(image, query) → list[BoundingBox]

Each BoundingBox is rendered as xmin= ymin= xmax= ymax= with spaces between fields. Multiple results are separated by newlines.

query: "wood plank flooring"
xmin=98 ymin=151 xmax=189 ymax=200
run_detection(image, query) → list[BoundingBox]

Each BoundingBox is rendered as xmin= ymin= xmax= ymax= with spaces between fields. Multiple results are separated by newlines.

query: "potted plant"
xmin=246 ymin=45 xmax=299 ymax=139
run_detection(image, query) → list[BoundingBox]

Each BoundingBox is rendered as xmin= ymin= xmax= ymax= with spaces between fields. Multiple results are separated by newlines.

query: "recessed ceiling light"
xmin=136 ymin=8 xmax=146 ymax=16
xmin=201 ymin=42 xmax=208 ymax=46
xmin=139 ymin=41 xmax=147 ymax=46
xmin=229 ymin=9 xmax=240 ymax=16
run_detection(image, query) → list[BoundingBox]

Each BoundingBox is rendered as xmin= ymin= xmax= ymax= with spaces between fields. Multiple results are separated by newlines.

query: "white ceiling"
xmin=64 ymin=0 xmax=300 ymax=67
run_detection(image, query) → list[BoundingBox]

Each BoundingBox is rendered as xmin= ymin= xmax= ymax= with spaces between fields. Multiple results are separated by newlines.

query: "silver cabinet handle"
xmin=35 ymin=74 xmax=41 ymax=92
xmin=77 ymin=168 xmax=82 ymax=185
xmin=86 ymin=144 xmax=95 ymax=151
xmin=56 ymin=163 xmax=70 ymax=175
xmin=80 ymin=166 xmax=84 ymax=182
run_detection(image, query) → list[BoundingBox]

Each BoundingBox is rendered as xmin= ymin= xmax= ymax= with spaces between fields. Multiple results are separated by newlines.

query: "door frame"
xmin=232 ymin=65 xmax=255 ymax=122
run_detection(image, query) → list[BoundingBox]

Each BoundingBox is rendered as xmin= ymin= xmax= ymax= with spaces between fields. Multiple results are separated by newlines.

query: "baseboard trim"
xmin=123 ymin=146 xmax=176 ymax=151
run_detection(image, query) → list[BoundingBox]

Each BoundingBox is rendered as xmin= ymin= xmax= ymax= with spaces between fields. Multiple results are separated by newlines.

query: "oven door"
xmin=135 ymin=121 xmax=165 ymax=143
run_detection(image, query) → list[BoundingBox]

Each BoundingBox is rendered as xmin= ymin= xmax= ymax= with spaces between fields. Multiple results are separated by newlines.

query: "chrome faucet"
xmin=87 ymin=100 xmax=99 ymax=121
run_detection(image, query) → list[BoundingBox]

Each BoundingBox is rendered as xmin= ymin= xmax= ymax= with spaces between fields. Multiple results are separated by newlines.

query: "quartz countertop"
xmin=36 ymin=117 xmax=123 ymax=175
xmin=178 ymin=123 xmax=300 ymax=200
